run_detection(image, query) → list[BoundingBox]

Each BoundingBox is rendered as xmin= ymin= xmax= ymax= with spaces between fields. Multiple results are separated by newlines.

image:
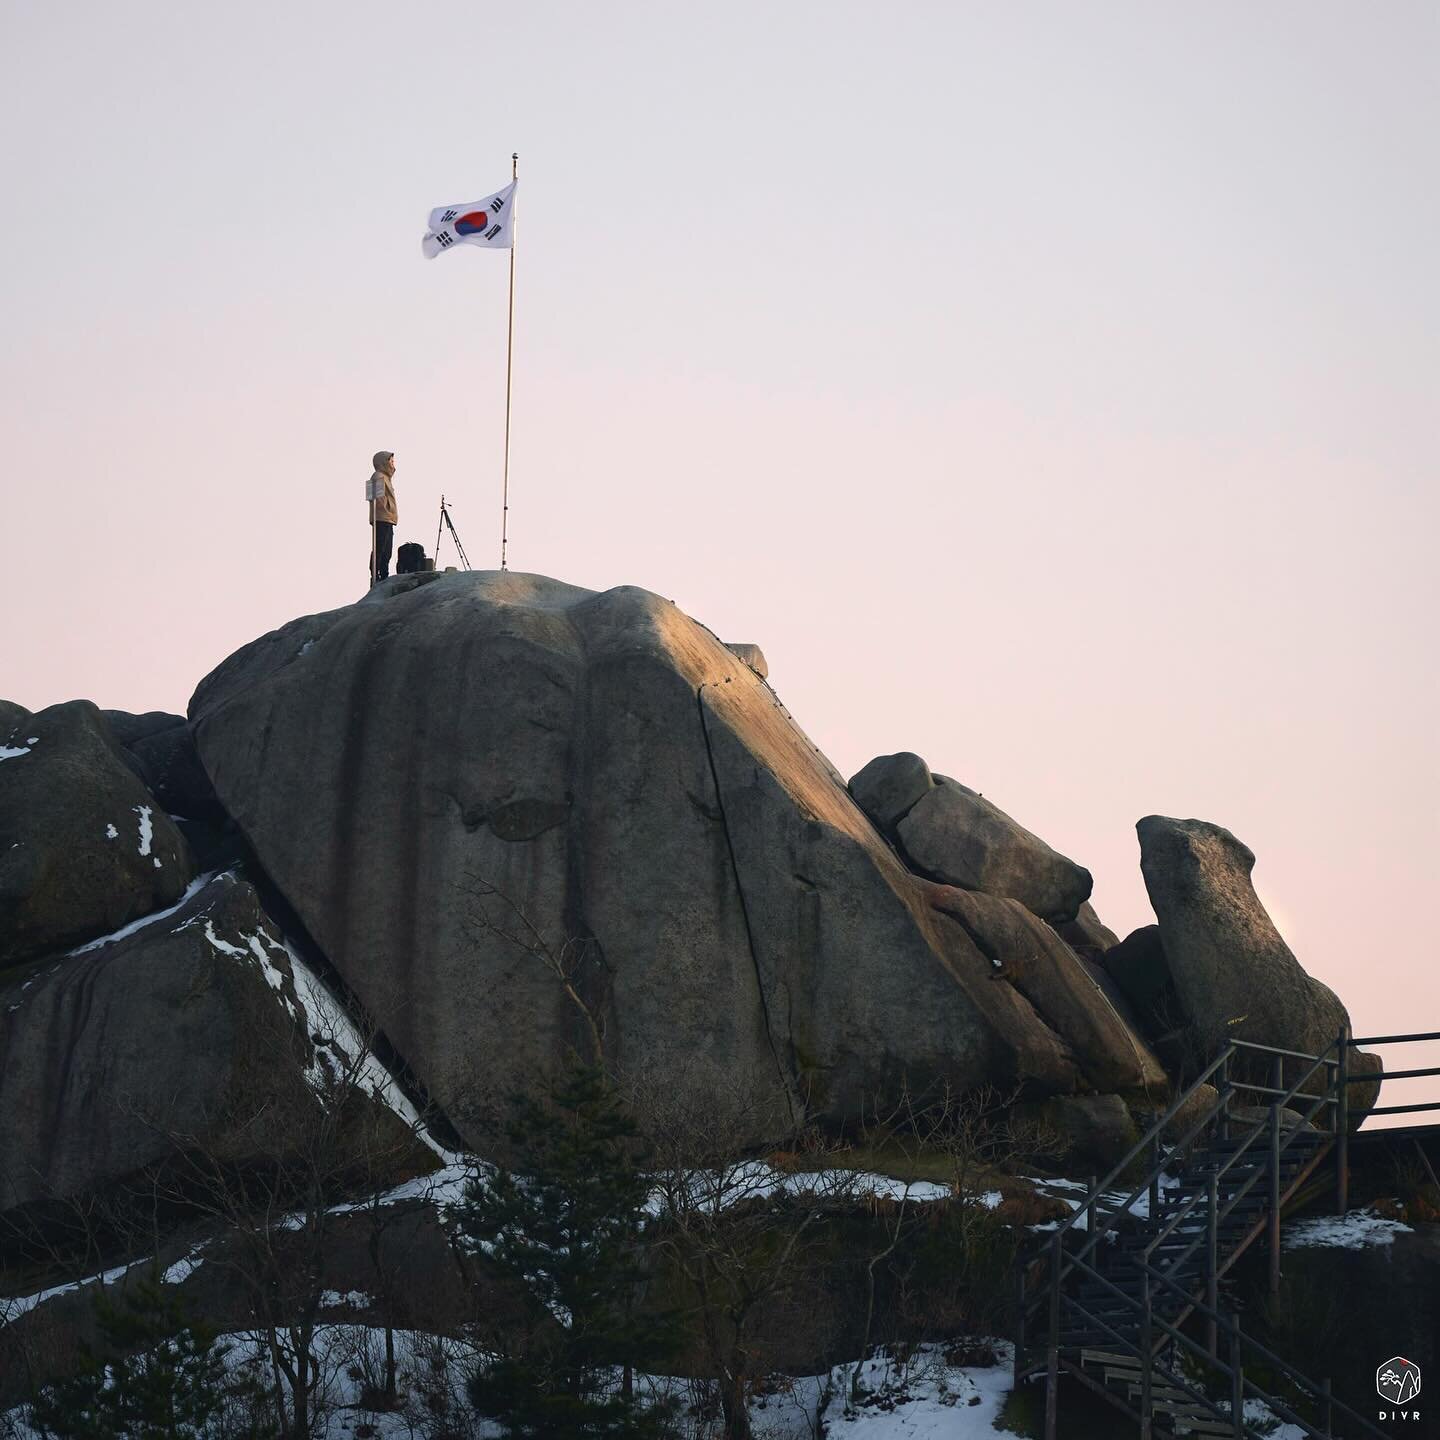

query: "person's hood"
xmin=372 ymin=451 xmax=395 ymax=475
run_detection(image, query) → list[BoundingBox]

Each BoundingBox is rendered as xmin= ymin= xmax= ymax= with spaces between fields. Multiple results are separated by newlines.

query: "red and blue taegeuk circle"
xmin=455 ymin=212 xmax=493 ymax=236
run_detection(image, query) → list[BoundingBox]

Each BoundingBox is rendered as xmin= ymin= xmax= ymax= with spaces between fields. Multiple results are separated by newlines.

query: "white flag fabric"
xmin=422 ymin=180 xmax=516 ymax=258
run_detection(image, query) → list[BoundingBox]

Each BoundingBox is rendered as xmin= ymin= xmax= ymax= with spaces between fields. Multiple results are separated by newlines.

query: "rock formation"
xmin=1134 ymin=815 xmax=1382 ymax=1107
xmin=0 ymin=701 xmax=194 ymax=963
xmin=848 ymin=752 xmax=1093 ymax=924
xmin=0 ymin=571 xmax=1386 ymax=1211
xmin=0 ymin=872 xmax=421 ymax=1212
xmin=1137 ymin=815 xmax=1335 ymax=1052
xmin=186 ymin=572 xmax=1163 ymax=1151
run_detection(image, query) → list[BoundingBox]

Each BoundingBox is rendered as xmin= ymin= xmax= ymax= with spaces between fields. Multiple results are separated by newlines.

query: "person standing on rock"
xmin=367 ymin=451 xmax=398 ymax=585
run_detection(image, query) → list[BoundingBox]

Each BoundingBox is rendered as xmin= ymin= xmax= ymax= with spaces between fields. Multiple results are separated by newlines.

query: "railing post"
xmin=1149 ymin=1132 xmax=1161 ymax=1220
xmin=1269 ymin=1057 xmax=1282 ymax=1297
xmin=1322 ymin=1375 xmax=1334 ymax=1438
xmin=1045 ymin=1232 xmax=1060 ymax=1440
xmin=1336 ymin=1027 xmax=1350 ymax=1215
xmin=1140 ymin=1265 xmax=1153 ymax=1440
xmin=1206 ymin=1170 xmax=1219 ymax=1358
xmin=1229 ymin=1315 xmax=1243 ymax=1438
xmin=1013 ymin=1252 xmax=1027 ymax=1379
xmin=1217 ymin=1048 xmax=1231 ymax=1142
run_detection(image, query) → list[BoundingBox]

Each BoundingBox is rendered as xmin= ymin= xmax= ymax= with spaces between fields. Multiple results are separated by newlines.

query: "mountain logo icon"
xmin=1377 ymin=1356 xmax=1422 ymax=1405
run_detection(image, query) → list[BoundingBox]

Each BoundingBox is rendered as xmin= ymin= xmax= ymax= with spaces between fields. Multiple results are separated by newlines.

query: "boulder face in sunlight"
xmin=184 ymin=570 xmax=1164 ymax=1152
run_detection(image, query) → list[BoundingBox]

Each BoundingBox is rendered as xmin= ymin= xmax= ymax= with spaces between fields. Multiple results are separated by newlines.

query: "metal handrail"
xmin=1341 ymin=1030 xmax=1440 ymax=1117
xmin=1046 ymin=1045 xmax=1236 ymax=1246
xmin=1351 ymin=1030 xmax=1440 ymax=1045
xmin=1027 ymin=1028 xmax=1437 ymax=1438
xmin=1143 ymin=1071 xmax=1332 ymax=1274
xmin=1042 ymin=1035 xmax=1337 ymax=1293
xmin=1231 ymin=1038 xmax=1341 ymax=1066
xmin=1343 ymin=1064 xmax=1440 ymax=1083
xmin=1060 ymin=1241 xmax=1390 ymax=1440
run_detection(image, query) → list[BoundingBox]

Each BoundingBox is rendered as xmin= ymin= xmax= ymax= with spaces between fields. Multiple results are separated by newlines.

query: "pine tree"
xmin=459 ymin=1064 xmax=679 ymax=1439
xmin=29 ymin=1273 xmax=237 ymax=1439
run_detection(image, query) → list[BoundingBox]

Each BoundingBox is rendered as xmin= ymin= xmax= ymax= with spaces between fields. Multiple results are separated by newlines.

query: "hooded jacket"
xmin=368 ymin=451 xmax=398 ymax=525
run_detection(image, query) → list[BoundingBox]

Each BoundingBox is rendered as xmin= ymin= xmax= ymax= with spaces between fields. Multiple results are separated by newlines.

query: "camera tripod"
xmin=434 ymin=494 xmax=472 ymax=571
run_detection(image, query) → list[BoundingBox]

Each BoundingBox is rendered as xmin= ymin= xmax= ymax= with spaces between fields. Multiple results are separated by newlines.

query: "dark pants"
xmin=372 ymin=522 xmax=394 ymax=583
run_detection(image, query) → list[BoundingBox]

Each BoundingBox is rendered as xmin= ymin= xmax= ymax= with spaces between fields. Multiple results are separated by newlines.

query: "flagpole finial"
xmin=512 ymin=152 xmax=518 ymax=179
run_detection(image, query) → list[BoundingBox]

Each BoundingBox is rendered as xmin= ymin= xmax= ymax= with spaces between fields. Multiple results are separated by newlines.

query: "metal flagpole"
xmin=500 ymin=151 xmax=518 ymax=571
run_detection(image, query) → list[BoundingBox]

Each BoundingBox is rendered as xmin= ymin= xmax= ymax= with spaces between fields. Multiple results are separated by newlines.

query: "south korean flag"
xmin=422 ymin=180 xmax=516 ymax=258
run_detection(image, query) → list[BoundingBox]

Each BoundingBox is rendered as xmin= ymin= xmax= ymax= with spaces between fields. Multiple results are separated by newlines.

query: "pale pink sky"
xmin=3 ymin=3 xmax=1436 ymax=1117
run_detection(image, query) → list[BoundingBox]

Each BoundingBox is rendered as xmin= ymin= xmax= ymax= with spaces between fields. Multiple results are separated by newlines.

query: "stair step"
xmin=1111 ymin=1372 xmax=1196 ymax=1402
xmin=1074 ymin=1274 xmax=1202 ymax=1292
xmin=1081 ymin=1349 xmax=1142 ymax=1366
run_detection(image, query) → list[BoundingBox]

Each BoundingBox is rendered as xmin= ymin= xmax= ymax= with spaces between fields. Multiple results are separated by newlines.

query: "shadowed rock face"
xmin=933 ymin=888 xmax=1167 ymax=1100
xmin=0 ymin=700 xmax=194 ymax=964
xmin=188 ymin=572 xmax=1163 ymax=1149
xmin=0 ymin=874 xmax=372 ymax=1213
xmin=848 ymin=752 xmax=933 ymax=832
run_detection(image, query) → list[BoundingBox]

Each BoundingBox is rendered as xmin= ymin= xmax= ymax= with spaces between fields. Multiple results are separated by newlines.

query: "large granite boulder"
xmin=1054 ymin=901 xmax=1120 ymax=961
xmin=101 ymin=708 xmax=184 ymax=747
xmin=931 ymin=888 xmax=1167 ymax=1099
xmin=131 ymin=722 xmax=223 ymax=822
xmin=188 ymin=572 xmax=1167 ymax=1150
xmin=849 ymin=751 xmax=934 ymax=832
xmin=0 ymin=700 xmax=29 ymax=740
xmin=849 ymin=751 xmax=1094 ymax=925
xmin=895 ymin=775 xmax=1093 ymax=924
xmin=104 ymin=708 xmax=224 ymax=822
xmin=0 ymin=873 xmax=426 ymax=1214
xmin=0 ymin=701 xmax=195 ymax=964
xmin=1136 ymin=816 xmax=1381 ymax=1116
xmin=1101 ymin=925 xmax=1175 ymax=1026
xmin=1016 ymin=1092 xmax=1140 ymax=1170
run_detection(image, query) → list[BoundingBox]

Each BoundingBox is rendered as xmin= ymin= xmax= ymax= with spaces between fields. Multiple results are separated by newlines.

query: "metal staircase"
xmin=1014 ymin=1028 xmax=1440 ymax=1439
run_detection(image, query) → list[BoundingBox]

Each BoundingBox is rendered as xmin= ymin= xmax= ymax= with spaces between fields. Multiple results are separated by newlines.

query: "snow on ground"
xmin=1216 ymin=1396 xmax=1307 ymax=1439
xmin=1282 ymin=1207 xmax=1413 ymax=1250
xmin=320 ymin=1290 xmax=373 ymax=1309
xmin=2 ymin=1329 xmax=1027 ymax=1440
xmin=644 ymin=1161 xmax=954 ymax=1217
xmin=332 ymin=1160 xmax=477 ymax=1216
xmin=0 ymin=744 xmax=32 ymax=761
xmin=1026 ymin=1169 xmax=1182 ymax=1232
xmin=0 ymin=1263 xmax=137 ymax=1321
xmin=161 ymin=1248 xmax=206 ymax=1286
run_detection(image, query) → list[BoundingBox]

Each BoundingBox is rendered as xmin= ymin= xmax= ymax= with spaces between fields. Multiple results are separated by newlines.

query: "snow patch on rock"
xmin=69 ymin=872 xmax=215 ymax=955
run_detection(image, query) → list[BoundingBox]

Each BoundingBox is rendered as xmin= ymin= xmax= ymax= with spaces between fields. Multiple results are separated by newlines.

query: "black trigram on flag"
xmin=423 ymin=179 xmax=517 ymax=257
